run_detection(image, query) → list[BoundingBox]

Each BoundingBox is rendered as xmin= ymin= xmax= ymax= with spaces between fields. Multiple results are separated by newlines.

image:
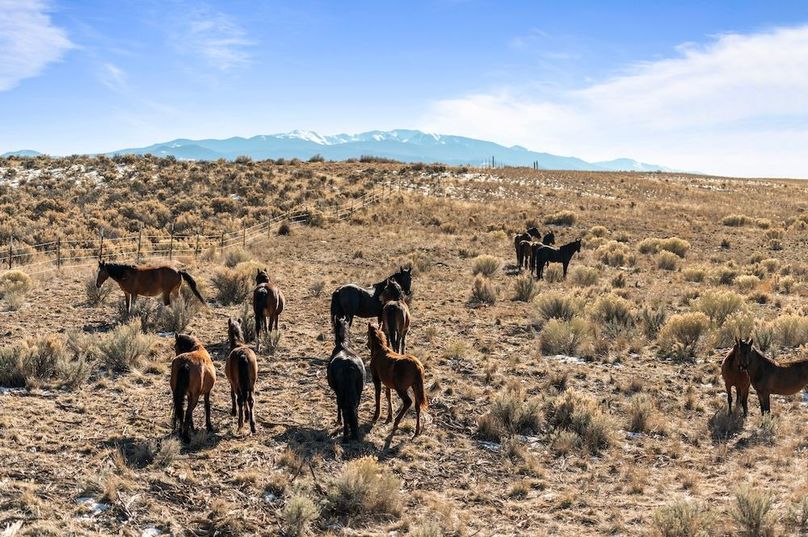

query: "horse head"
xmin=737 ymin=338 xmax=755 ymax=371
xmin=256 ymin=269 xmax=270 ymax=284
xmin=334 ymin=316 xmax=350 ymax=348
xmin=228 ymin=317 xmax=245 ymax=348
xmin=395 ymin=266 xmax=412 ymax=295
xmin=96 ymin=261 xmax=109 ymax=288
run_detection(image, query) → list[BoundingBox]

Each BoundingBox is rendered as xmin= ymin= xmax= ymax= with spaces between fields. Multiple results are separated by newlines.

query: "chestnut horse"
xmin=225 ymin=318 xmax=258 ymax=433
xmin=170 ymin=333 xmax=216 ymax=441
xmin=518 ymin=240 xmax=532 ymax=271
xmin=327 ymin=317 xmax=366 ymax=441
xmin=366 ymin=323 xmax=427 ymax=438
xmin=721 ymin=339 xmax=750 ymax=416
xmin=253 ymin=269 xmax=285 ymax=352
xmin=738 ymin=338 xmax=808 ymax=415
xmin=96 ymin=261 xmax=205 ymax=314
xmin=381 ymin=279 xmax=410 ymax=354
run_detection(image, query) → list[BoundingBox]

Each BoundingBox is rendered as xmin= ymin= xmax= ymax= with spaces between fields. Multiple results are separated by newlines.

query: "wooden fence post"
xmin=136 ymin=226 xmax=143 ymax=262
xmin=194 ymin=232 xmax=200 ymax=260
xmin=168 ymin=224 xmax=175 ymax=261
xmin=7 ymin=238 xmax=12 ymax=269
xmin=220 ymin=232 xmax=225 ymax=252
xmin=56 ymin=237 xmax=62 ymax=269
xmin=242 ymin=227 xmax=246 ymax=248
xmin=99 ymin=228 xmax=104 ymax=261
xmin=267 ymin=219 xmax=271 ymax=240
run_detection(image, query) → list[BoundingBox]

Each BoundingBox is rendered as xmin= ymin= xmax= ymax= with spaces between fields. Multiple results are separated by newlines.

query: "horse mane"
xmin=333 ymin=317 xmax=351 ymax=350
xmin=103 ymin=262 xmax=135 ymax=279
xmin=751 ymin=345 xmax=780 ymax=367
xmin=367 ymin=325 xmax=390 ymax=351
xmin=228 ymin=319 xmax=246 ymax=349
xmin=175 ymin=334 xmax=203 ymax=354
xmin=560 ymin=239 xmax=580 ymax=252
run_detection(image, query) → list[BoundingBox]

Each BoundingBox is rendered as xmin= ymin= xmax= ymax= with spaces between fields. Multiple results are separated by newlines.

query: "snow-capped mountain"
xmin=3 ymin=130 xmax=675 ymax=172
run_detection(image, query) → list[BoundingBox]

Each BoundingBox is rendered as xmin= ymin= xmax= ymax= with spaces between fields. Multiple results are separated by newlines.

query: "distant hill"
xmin=108 ymin=129 xmax=674 ymax=171
xmin=4 ymin=130 xmax=676 ymax=171
xmin=1 ymin=150 xmax=43 ymax=158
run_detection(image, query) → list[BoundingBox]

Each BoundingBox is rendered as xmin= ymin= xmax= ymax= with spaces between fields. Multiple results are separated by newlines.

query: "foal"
xmin=381 ymin=280 xmax=410 ymax=354
xmin=171 ymin=334 xmax=216 ymax=441
xmin=366 ymin=323 xmax=427 ymax=438
xmin=225 ymin=318 xmax=258 ymax=433
xmin=253 ymin=269 xmax=285 ymax=352
xmin=721 ymin=339 xmax=750 ymax=416
xmin=327 ymin=317 xmax=366 ymax=441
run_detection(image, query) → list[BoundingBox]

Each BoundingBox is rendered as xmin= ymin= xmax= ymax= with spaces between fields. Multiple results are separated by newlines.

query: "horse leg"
xmin=741 ymin=387 xmax=749 ymax=417
xmin=401 ymin=333 xmax=407 ymax=355
xmin=413 ymin=396 xmax=422 ymax=438
xmin=237 ymin=393 xmax=244 ymax=431
xmin=184 ymin=393 xmax=199 ymax=441
xmin=372 ymin=376 xmax=381 ymax=423
xmin=562 ymin=261 xmax=569 ymax=278
xmin=763 ymin=393 xmax=771 ymax=414
xmin=254 ymin=315 xmax=262 ymax=352
xmin=726 ymin=388 xmax=733 ymax=414
xmin=336 ymin=399 xmax=342 ymax=424
xmin=125 ymin=292 xmax=131 ymax=315
xmin=385 ymin=387 xmax=393 ymax=424
xmin=342 ymin=407 xmax=350 ymax=440
xmin=230 ymin=387 xmax=237 ymax=416
xmin=163 ymin=291 xmax=171 ymax=306
xmin=204 ymin=392 xmax=214 ymax=432
xmin=391 ymin=388 xmax=412 ymax=437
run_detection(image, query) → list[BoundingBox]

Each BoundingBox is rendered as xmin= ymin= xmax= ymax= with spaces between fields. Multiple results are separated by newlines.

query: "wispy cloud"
xmin=98 ymin=62 xmax=128 ymax=92
xmin=173 ymin=6 xmax=254 ymax=70
xmin=0 ymin=0 xmax=74 ymax=91
xmin=424 ymin=25 xmax=808 ymax=177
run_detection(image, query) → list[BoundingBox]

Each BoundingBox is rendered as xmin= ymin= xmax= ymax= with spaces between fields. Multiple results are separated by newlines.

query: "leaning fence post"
xmin=56 ymin=237 xmax=62 ymax=269
xmin=168 ymin=224 xmax=175 ymax=261
xmin=99 ymin=228 xmax=104 ymax=261
xmin=136 ymin=226 xmax=143 ymax=262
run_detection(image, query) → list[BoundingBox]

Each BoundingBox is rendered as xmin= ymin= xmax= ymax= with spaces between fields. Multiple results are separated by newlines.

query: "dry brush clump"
xmin=477 ymin=384 xmax=542 ymax=441
xmin=569 ymin=265 xmax=600 ymax=286
xmin=657 ymin=312 xmax=711 ymax=360
xmin=326 ymin=457 xmax=403 ymax=519
xmin=0 ymin=269 xmax=33 ymax=310
xmin=512 ymin=274 xmax=537 ymax=302
xmin=544 ymin=210 xmax=576 ymax=226
xmin=638 ymin=237 xmax=691 ymax=258
xmin=692 ymin=289 xmax=747 ymax=326
xmin=0 ymin=334 xmax=89 ymax=389
xmin=471 ymin=254 xmax=500 ymax=276
xmin=211 ymin=260 xmax=261 ymax=305
xmin=545 ymin=390 xmax=613 ymax=455
xmin=470 ymin=274 xmax=497 ymax=305
xmin=732 ymin=486 xmax=774 ymax=537
xmin=540 ymin=318 xmax=592 ymax=356
xmin=536 ymin=292 xmax=580 ymax=322
xmin=596 ymin=240 xmax=636 ymax=267
xmin=653 ymin=500 xmax=715 ymax=537
xmin=96 ymin=322 xmax=156 ymax=373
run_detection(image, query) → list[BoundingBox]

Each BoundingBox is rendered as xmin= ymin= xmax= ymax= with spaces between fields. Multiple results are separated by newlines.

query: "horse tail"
xmin=330 ymin=289 xmax=342 ymax=328
xmin=237 ymin=353 xmax=251 ymax=404
xmin=254 ymin=287 xmax=269 ymax=338
xmin=413 ymin=362 xmax=428 ymax=410
xmin=173 ymin=361 xmax=191 ymax=425
xmin=179 ymin=271 xmax=206 ymax=304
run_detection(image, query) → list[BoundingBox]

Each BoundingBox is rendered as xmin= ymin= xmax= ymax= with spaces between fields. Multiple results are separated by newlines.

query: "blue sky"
xmin=2 ymin=1 xmax=808 ymax=176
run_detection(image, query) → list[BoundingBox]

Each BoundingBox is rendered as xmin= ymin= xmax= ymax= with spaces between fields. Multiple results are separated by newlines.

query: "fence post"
xmin=56 ymin=237 xmax=62 ymax=269
xmin=267 ymin=219 xmax=271 ymax=240
xmin=99 ymin=228 xmax=104 ymax=261
xmin=136 ymin=226 xmax=143 ymax=262
xmin=194 ymin=232 xmax=200 ymax=260
xmin=169 ymin=224 xmax=175 ymax=261
xmin=220 ymin=232 xmax=225 ymax=252
xmin=242 ymin=227 xmax=246 ymax=248
xmin=7 ymin=237 xmax=12 ymax=269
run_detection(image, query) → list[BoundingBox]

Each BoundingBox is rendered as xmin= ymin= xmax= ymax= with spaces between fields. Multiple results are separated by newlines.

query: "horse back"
xmin=129 ymin=265 xmax=181 ymax=296
xmin=226 ymin=346 xmax=257 ymax=388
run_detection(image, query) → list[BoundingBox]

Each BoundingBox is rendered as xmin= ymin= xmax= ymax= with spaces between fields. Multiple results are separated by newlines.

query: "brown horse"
xmin=514 ymin=232 xmax=531 ymax=267
xmin=170 ymin=333 xmax=216 ymax=441
xmin=738 ymin=338 xmax=808 ymax=415
xmin=518 ymin=240 xmax=532 ymax=271
xmin=225 ymin=318 xmax=258 ymax=433
xmin=366 ymin=323 xmax=427 ymax=438
xmin=253 ymin=269 xmax=285 ymax=352
xmin=721 ymin=339 xmax=750 ymax=416
xmin=382 ymin=296 xmax=410 ymax=354
xmin=96 ymin=261 xmax=205 ymax=314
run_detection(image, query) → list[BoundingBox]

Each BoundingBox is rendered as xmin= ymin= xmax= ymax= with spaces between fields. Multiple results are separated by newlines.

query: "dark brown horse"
xmin=253 ymin=269 xmax=285 ymax=352
xmin=529 ymin=233 xmax=556 ymax=273
xmin=96 ymin=261 xmax=205 ymax=314
xmin=366 ymin=323 xmax=427 ymax=438
xmin=225 ymin=318 xmax=258 ymax=433
xmin=738 ymin=339 xmax=808 ymax=415
xmin=514 ymin=232 xmax=531 ymax=267
xmin=518 ymin=240 xmax=532 ymax=270
xmin=532 ymin=239 xmax=582 ymax=279
xmin=722 ymin=339 xmax=750 ymax=416
xmin=381 ymin=279 xmax=410 ymax=354
xmin=171 ymin=333 xmax=216 ymax=441
xmin=526 ymin=227 xmax=541 ymax=238
xmin=330 ymin=267 xmax=412 ymax=328
xmin=327 ymin=317 xmax=366 ymax=441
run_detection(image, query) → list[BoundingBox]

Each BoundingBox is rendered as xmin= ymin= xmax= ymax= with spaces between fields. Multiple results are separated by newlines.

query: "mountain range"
xmin=2 ymin=130 xmax=674 ymax=172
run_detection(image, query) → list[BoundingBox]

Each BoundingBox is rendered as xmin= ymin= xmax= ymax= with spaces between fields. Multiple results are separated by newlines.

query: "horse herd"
xmin=95 ymin=261 xmax=425 ymax=443
xmin=513 ymin=226 xmax=582 ymax=279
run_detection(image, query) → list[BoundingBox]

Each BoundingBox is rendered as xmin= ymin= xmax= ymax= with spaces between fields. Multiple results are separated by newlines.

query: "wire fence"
xmin=0 ymin=182 xmax=399 ymax=278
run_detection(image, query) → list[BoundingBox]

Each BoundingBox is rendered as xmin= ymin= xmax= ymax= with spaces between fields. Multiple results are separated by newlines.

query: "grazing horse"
xmin=532 ymin=239 xmax=582 ymax=279
xmin=327 ymin=317 xmax=366 ymax=441
xmin=514 ymin=232 xmax=531 ymax=267
xmin=737 ymin=339 xmax=808 ymax=415
xmin=225 ymin=318 xmax=258 ymax=433
xmin=381 ymin=280 xmax=410 ymax=354
xmin=171 ymin=334 xmax=216 ymax=441
xmin=330 ymin=267 xmax=412 ymax=327
xmin=96 ymin=261 xmax=205 ymax=314
xmin=253 ymin=269 xmax=285 ymax=352
xmin=721 ymin=339 xmax=750 ymax=416
xmin=518 ymin=240 xmax=532 ymax=271
xmin=366 ymin=323 xmax=427 ymax=438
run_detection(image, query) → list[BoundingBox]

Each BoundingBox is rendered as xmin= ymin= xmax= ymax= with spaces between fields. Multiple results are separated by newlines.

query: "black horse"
xmin=330 ymin=267 xmax=412 ymax=327
xmin=527 ymin=227 xmax=541 ymax=238
xmin=529 ymin=232 xmax=557 ymax=273
xmin=542 ymin=231 xmax=555 ymax=246
xmin=327 ymin=317 xmax=366 ymax=441
xmin=533 ymin=239 xmax=582 ymax=279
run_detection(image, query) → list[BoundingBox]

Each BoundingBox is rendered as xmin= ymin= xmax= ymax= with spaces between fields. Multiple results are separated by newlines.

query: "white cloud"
xmin=174 ymin=8 xmax=254 ymax=70
xmin=423 ymin=25 xmax=808 ymax=178
xmin=0 ymin=0 xmax=73 ymax=91
xmin=99 ymin=63 xmax=128 ymax=92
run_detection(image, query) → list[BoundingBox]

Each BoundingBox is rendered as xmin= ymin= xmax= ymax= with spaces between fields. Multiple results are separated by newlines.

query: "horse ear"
xmin=748 ymin=338 xmax=754 ymax=346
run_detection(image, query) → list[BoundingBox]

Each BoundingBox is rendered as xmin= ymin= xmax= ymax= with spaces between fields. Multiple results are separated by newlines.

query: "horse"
xmin=530 ymin=232 xmax=558 ymax=273
xmin=330 ymin=267 xmax=412 ymax=327
xmin=96 ymin=261 xmax=205 ymax=314
xmin=514 ymin=232 xmax=531 ymax=267
xmin=526 ymin=227 xmax=541 ymax=238
xmin=737 ymin=338 xmax=808 ymax=415
xmin=532 ymin=239 xmax=582 ymax=279
xmin=366 ymin=323 xmax=427 ymax=438
xmin=225 ymin=318 xmax=258 ymax=433
xmin=721 ymin=339 xmax=750 ymax=416
xmin=381 ymin=280 xmax=410 ymax=353
xmin=518 ymin=240 xmax=532 ymax=271
xmin=253 ymin=269 xmax=285 ymax=352
xmin=542 ymin=231 xmax=556 ymax=246
xmin=327 ymin=317 xmax=366 ymax=441
xmin=170 ymin=333 xmax=216 ymax=442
